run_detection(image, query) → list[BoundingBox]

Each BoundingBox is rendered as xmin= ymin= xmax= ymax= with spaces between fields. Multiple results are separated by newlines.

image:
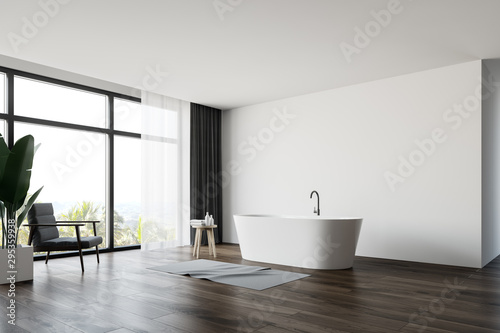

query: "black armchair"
xmin=25 ymin=203 xmax=103 ymax=272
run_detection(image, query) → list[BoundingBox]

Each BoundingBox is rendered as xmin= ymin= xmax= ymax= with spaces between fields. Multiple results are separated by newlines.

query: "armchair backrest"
xmin=27 ymin=203 xmax=59 ymax=246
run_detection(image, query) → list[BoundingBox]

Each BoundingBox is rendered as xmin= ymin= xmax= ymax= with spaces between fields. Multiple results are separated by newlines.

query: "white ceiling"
xmin=1 ymin=0 xmax=500 ymax=110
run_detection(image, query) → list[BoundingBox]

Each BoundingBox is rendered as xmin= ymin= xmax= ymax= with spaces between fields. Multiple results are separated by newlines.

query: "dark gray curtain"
xmin=190 ymin=103 xmax=222 ymax=245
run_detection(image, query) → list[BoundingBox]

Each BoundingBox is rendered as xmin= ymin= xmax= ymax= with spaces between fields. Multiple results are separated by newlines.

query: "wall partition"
xmin=0 ymin=66 xmax=145 ymax=255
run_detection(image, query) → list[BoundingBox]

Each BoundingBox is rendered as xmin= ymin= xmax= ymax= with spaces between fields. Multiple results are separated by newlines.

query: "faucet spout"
xmin=310 ymin=190 xmax=320 ymax=216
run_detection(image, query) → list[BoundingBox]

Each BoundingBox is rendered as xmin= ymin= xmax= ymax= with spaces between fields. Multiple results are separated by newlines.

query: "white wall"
xmin=223 ymin=61 xmax=484 ymax=268
xmin=482 ymin=59 xmax=500 ymax=266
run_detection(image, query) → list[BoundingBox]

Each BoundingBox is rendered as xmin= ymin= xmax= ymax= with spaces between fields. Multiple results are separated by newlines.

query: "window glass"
xmin=0 ymin=73 xmax=5 ymax=114
xmin=114 ymin=98 xmax=141 ymax=133
xmin=15 ymin=123 xmax=107 ymax=247
xmin=114 ymin=136 xmax=141 ymax=246
xmin=14 ymin=76 xmax=106 ymax=127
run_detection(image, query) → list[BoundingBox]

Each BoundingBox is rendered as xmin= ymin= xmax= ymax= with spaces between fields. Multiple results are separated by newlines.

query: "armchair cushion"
xmin=27 ymin=203 xmax=59 ymax=245
xmin=38 ymin=236 xmax=103 ymax=248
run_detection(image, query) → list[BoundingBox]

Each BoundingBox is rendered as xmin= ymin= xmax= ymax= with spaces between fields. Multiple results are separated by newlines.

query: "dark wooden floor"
xmin=1 ymin=244 xmax=499 ymax=333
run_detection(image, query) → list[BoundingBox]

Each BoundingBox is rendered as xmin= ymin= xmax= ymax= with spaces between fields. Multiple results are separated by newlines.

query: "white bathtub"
xmin=234 ymin=215 xmax=363 ymax=270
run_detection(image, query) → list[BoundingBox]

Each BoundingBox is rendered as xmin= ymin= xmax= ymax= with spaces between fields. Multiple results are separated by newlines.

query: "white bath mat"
xmin=148 ymin=259 xmax=309 ymax=290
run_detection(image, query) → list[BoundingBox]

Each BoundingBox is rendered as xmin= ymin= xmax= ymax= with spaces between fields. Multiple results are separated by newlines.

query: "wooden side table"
xmin=192 ymin=225 xmax=217 ymax=259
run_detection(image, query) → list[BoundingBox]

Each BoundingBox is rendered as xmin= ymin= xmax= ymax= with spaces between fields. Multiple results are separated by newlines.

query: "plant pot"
xmin=0 ymin=246 xmax=33 ymax=284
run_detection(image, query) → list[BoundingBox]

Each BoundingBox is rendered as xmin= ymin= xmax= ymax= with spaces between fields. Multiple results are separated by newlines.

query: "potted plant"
xmin=0 ymin=134 xmax=43 ymax=283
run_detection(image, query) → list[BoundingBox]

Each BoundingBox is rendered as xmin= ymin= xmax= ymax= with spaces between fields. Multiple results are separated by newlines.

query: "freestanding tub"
xmin=234 ymin=215 xmax=363 ymax=270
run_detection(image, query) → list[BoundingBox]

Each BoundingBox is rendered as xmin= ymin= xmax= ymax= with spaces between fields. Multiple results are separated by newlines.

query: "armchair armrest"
xmin=23 ymin=223 xmax=85 ymax=227
xmin=56 ymin=220 xmax=100 ymax=237
xmin=23 ymin=223 xmax=85 ymax=246
xmin=56 ymin=221 xmax=100 ymax=224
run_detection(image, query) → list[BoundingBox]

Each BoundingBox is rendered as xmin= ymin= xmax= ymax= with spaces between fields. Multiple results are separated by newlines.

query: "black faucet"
xmin=310 ymin=190 xmax=320 ymax=216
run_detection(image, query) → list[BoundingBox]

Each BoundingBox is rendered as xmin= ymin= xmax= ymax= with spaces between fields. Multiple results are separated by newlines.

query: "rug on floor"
xmin=148 ymin=259 xmax=310 ymax=290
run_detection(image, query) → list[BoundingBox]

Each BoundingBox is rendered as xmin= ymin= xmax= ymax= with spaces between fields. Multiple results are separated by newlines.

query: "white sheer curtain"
xmin=140 ymin=91 xmax=190 ymax=250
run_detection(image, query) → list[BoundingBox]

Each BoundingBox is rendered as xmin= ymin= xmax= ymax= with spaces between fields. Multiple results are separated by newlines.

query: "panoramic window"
xmin=2 ymin=67 xmax=150 ymax=256
xmin=15 ymin=123 xmax=106 ymax=246
xmin=14 ymin=76 xmax=106 ymax=127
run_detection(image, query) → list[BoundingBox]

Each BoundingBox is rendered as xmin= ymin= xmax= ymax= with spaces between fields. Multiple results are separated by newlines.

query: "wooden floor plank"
xmin=16 ymin=314 xmax=84 ymax=333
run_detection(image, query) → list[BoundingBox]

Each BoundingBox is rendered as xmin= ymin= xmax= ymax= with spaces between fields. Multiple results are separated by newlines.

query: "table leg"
xmin=193 ymin=229 xmax=199 ymax=256
xmin=196 ymin=229 xmax=201 ymax=259
xmin=207 ymin=230 xmax=212 ymax=255
xmin=210 ymin=229 xmax=217 ymax=258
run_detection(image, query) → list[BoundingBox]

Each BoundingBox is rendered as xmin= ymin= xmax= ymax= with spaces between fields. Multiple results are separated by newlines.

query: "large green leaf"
xmin=0 ymin=135 xmax=35 ymax=212
xmin=0 ymin=134 xmax=10 ymax=177
xmin=0 ymin=200 xmax=4 ymax=249
xmin=16 ymin=186 xmax=43 ymax=229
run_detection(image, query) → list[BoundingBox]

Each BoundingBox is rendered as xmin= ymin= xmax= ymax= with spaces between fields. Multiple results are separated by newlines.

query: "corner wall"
xmin=482 ymin=59 xmax=500 ymax=267
xmin=222 ymin=61 xmax=483 ymax=268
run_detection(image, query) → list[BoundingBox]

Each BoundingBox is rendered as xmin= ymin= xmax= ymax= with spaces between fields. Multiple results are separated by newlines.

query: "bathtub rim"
xmin=234 ymin=214 xmax=363 ymax=221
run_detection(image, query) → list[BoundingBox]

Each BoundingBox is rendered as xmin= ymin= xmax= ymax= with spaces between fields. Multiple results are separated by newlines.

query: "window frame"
xmin=0 ymin=65 xmax=142 ymax=258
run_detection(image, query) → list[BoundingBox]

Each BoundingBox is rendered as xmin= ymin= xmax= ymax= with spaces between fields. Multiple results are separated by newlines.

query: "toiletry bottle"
xmin=209 ymin=215 xmax=214 ymax=226
xmin=205 ymin=212 xmax=209 ymax=225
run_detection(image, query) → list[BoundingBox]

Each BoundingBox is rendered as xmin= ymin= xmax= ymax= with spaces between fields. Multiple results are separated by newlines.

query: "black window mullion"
xmin=0 ymin=65 xmax=140 ymax=104
xmin=6 ymin=72 xmax=14 ymax=148
xmin=108 ymin=95 xmax=115 ymax=250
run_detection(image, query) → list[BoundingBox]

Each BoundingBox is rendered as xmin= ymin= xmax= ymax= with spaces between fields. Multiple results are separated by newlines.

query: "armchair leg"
xmin=78 ymin=248 xmax=84 ymax=272
xmin=92 ymin=221 xmax=100 ymax=264
xmin=95 ymin=246 xmax=100 ymax=264
xmin=75 ymin=226 xmax=84 ymax=273
xmin=45 ymin=251 xmax=50 ymax=264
